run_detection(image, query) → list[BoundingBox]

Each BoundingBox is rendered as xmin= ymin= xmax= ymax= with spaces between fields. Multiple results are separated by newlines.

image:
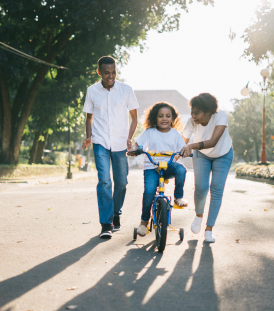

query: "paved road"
xmin=0 ymin=169 xmax=273 ymax=311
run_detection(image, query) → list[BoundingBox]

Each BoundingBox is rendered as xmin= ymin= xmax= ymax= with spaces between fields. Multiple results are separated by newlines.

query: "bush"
xmin=43 ymin=152 xmax=68 ymax=165
xmin=236 ymin=164 xmax=274 ymax=180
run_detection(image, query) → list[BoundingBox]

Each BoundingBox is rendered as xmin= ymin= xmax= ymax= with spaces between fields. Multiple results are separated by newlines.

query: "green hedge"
xmin=235 ymin=164 xmax=274 ymax=180
xmin=0 ymin=164 xmax=67 ymax=179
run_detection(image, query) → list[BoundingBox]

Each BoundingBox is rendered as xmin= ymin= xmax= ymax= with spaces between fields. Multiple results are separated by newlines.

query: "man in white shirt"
xmin=82 ymin=56 xmax=139 ymax=238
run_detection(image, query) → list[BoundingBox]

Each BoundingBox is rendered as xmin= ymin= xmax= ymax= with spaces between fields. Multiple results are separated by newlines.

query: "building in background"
xmin=134 ymin=90 xmax=190 ymax=124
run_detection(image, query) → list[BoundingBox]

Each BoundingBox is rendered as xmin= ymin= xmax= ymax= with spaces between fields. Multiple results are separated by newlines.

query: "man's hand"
xmin=82 ymin=138 xmax=91 ymax=150
xmin=127 ymin=139 xmax=132 ymax=150
xmin=180 ymin=144 xmax=193 ymax=157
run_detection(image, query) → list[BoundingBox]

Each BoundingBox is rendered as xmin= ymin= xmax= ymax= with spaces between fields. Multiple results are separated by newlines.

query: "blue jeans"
xmin=192 ymin=148 xmax=233 ymax=227
xmin=93 ymin=144 xmax=128 ymax=225
xmin=142 ymin=162 xmax=186 ymax=221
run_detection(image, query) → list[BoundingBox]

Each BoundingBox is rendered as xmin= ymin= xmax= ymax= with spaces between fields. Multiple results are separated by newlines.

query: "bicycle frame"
xmin=131 ymin=146 xmax=181 ymax=227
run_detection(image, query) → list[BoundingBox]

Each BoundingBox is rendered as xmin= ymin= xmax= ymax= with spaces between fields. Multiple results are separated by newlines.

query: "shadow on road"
xmin=0 ymin=236 xmax=107 ymax=309
xmin=57 ymin=240 xmax=219 ymax=311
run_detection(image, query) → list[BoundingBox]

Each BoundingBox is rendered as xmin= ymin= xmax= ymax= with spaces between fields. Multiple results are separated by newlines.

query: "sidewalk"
xmin=0 ymin=170 xmax=97 ymax=185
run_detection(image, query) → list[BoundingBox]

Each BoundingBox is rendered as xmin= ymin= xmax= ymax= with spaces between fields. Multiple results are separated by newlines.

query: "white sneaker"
xmin=205 ymin=230 xmax=215 ymax=243
xmin=174 ymin=198 xmax=188 ymax=207
xmin=191 ymin=216 xmax=203 ymax=234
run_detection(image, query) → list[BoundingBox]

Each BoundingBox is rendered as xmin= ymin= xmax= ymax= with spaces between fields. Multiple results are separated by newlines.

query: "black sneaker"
xmin=113 ymin=216 xmax=121 ymax=231
xmin=100 ymin=224 xmax=112 ymax=239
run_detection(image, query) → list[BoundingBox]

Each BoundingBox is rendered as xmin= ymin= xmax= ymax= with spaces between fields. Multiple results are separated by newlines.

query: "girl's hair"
xmin=189 ymin=93 xmax=218 ymax=114
xmin=143 ymin=102 xmax=183 ymax=132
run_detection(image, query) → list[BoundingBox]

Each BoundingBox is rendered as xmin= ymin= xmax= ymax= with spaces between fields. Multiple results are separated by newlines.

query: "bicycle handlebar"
xmin=127 ymin=146 xmax=193 ymax=167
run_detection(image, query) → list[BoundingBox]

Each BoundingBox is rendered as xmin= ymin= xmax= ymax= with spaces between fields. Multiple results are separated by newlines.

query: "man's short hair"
xmin=98 ymin=56 xmax=116 ymax=69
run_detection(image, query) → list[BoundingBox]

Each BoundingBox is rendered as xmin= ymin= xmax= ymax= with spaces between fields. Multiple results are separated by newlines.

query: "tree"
xmin=243 ymin=2 xmax=274 ymax=62
xmin=229 ymin=92 xmax=274 ymax=162
xmin=0 ymin=0 xmax=214 ymax=164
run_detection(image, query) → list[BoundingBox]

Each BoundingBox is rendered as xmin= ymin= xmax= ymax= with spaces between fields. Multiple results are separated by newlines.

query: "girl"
xmin=181 ymin=93 xmax=233 ymax=243
xmin=129 ymin=102 xmax=188 ymax=236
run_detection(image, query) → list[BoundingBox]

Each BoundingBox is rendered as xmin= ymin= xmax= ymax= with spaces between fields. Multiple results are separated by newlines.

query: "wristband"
xmin=199 ymin=141 xmax=204 ymax=150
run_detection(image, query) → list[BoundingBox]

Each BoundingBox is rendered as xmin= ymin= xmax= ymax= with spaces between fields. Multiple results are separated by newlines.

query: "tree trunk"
xmin=0 ymin=26 xmax=73 ymax=164
xmin=28 ymin=131 xmax=40 ymax=164
xmin=0 ymin=70 xmax=12 ymax=163
xmin=35 ymin=132 xmax=48 ymax=164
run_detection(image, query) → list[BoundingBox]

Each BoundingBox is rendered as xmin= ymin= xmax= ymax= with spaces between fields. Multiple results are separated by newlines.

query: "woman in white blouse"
xmin=181 ymin=93 xmax=233 ymax=243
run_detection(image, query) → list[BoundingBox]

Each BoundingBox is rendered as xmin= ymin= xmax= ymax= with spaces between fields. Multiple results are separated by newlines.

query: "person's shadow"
xmin=145 ymin=240 xmax=219 ymax=311
xmin=0 ymin=236 xmax=106 ymax=309
xmin=56 ymin=240 xmax=219 ymax=311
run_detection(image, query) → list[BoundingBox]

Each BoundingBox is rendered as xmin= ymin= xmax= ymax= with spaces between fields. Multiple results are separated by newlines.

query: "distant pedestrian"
xmin=181 ymin=93 xmax=233 ymax=243
xmin=82 ymin=56 xmax=139 ymax=238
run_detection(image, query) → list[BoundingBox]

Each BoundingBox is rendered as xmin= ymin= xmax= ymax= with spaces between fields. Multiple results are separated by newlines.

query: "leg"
xmin=207 ymin=148 xmax=233 ymax=227
xmin=142 ymin=169 xmax=159 ymax=221
xmin=93 ymin=144 xmax=113 ymax=225
xmin=163 ymin=162 xmax=186 ymax=199
xmin=111 ymin=149 xmax=128 ymax=217
xmin=192 ymin=150 xmax=212 ymax=216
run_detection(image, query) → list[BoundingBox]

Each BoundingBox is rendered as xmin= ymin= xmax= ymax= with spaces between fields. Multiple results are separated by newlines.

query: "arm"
xmin=183 ymin=136 xmax=189 ymax=144
xmin=181 ymin=125 xmax=226 ymax=157
xmin=127 ymin=109 xmax=138 ymax=149
xmin=82 ymin=113 xmax=93 ymax=150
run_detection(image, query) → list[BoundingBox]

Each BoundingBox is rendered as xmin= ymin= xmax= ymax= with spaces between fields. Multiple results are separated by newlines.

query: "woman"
xmin=181 ymin=93 xmax=233 ymax=243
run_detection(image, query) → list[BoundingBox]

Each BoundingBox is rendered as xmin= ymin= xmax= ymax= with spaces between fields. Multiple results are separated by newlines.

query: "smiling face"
xmin=97 ymin=63 xmax=117 ymax=89
xmin=156 ymin=107 xmax=173 ymax=132
xmin=191 ymin=107 xmax=211 ymax=126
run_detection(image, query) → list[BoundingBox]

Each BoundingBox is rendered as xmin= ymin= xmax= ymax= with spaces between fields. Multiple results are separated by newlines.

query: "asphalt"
xmin=0 ymin=168 xmax=273 ymax=311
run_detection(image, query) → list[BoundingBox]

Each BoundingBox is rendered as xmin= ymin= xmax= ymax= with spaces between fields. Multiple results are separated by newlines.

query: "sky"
xmin=119 ymin=0 xmax=274 ymax=111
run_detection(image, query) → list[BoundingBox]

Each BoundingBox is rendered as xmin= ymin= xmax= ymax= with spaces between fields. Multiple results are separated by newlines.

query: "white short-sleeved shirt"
xmin=135 ymin=128 xmax=186 ymax=170
xmin=182 ymin=110 xmax=232 ymax=158
xmin=83 ymin=80 xmax=139 ymax=151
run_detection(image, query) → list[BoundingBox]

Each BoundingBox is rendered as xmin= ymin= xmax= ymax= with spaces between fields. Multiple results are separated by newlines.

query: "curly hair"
xmin=189 ymin=93 xmax=218 ymax=114
xmin=143 ymin=102 xmax=184 ymax=132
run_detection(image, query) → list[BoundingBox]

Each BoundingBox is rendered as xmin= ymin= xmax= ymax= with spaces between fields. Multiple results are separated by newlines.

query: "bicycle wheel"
xmin=155 ymin=198 xmax=168 ymax=252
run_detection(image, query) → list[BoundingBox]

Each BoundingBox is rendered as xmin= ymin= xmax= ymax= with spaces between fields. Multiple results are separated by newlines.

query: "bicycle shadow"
xmin=0 ymin=236 xmax=107 ymax=309
xmin=56 ymin=240 xmax=218 ymax=311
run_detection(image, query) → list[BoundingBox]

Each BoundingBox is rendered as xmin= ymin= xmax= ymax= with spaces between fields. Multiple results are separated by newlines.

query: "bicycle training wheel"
xmin=133 ymin=227 xmax=138 ymax=240
xmin=179 ymin=228 xmax=184 ymax=241
xmin=155 ymin=198 xmax=168 ymax=252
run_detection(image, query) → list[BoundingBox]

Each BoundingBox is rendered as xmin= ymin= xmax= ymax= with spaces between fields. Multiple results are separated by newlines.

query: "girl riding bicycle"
xmin=129 ymin=102 xmax=188 ymax=236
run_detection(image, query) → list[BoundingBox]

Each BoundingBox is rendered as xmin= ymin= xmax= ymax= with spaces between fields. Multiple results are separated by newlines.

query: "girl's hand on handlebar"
xmin=180 ymin=145 xmax=192 ymax=157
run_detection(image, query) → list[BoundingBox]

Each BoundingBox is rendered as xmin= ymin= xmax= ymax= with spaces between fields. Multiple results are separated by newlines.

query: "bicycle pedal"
xmin=153 ymin=224 xmax=156 ymax=229
xmin=173 ymin=204 xmax=184 ymax=209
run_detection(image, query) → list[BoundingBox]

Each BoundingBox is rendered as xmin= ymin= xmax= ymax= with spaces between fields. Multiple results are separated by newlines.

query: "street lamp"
xmin=241 ymin=69 xmax=270 ymax=165
xmin=67 ymin=105 xmax=73 ymax=179
xmin=260 ymin=68 xmax=270 ymax=165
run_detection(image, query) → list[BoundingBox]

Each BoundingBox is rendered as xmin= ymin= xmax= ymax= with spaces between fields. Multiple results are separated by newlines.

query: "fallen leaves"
xmin=264 ymin=209 xmax=268 ymax=211
xmin=82 ymin=221 xmax=91 ymax=224
xmin=236 ymin=239 xmax=240 ymax=243
xmin=16 ymin=241 xmax=23 ymax=243
xmin=108 ymin=283 xmax=113 ymax=286
xmin=66 ymin=305 xmax=78 ymax=310
xmin=66 ymin=286 xmax=78 ymax=290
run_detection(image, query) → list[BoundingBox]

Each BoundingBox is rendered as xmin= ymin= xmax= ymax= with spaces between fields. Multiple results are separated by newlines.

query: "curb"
xmin=0 ymin=170 xmax=97 ymax=185
xmin=236 ymin=175 xmax=274 ymax=186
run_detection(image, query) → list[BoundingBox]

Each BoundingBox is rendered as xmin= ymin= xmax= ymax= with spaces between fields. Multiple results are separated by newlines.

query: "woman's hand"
xmin=180 ymin=144 xmax=193 ymax=157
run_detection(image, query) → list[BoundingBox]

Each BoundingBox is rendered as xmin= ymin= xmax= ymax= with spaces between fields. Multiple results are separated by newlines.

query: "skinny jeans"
xmin=192 ymin=148 xmax=233 ymax=227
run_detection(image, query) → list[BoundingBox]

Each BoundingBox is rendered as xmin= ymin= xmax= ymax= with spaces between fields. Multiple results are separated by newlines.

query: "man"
xmin=82 ymin=56 xmax=139 ymax=238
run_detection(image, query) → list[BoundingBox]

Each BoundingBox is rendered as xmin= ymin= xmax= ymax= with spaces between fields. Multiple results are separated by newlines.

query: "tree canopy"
xmin=243 ymin=2 xmax=274 ymax=62
xmin=0 ymin=0 xmax=214 ymax=164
